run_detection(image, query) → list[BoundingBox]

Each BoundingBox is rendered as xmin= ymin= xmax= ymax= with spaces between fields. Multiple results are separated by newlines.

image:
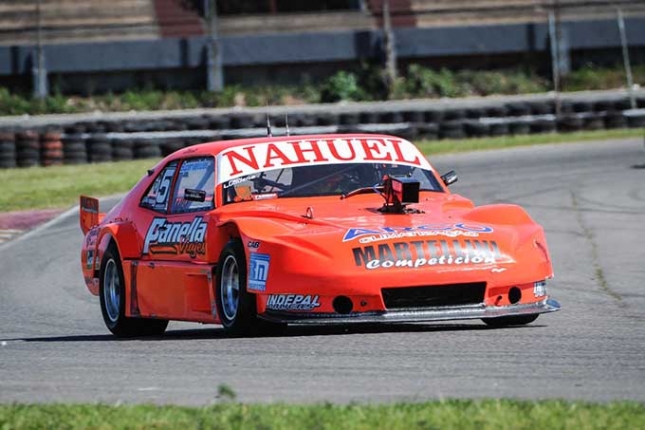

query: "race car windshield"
xmin=222 ymin=162 xmax=443 ymax=204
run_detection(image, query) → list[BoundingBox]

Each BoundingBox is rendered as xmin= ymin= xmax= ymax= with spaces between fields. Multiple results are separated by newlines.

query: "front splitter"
xmin=259 ymin=297 xmax=561 ymax=325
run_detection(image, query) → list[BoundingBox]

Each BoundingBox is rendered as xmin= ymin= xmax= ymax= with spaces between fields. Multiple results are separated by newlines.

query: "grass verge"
xmin=1 ymin=128 xmax=643 ymax=212
xmin=0 ymin=159 xmax=155 ymax=212
xmin=1 ymin=400 xmax=644 ymax=429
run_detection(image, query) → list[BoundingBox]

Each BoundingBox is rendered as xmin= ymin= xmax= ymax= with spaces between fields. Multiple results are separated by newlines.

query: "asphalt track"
xmin=1 ymin=138 xmax=644 ymax=405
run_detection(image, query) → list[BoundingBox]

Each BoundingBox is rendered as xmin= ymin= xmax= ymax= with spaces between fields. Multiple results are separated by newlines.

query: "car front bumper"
xmin=259 ymin=297 xmax=561 ymax=325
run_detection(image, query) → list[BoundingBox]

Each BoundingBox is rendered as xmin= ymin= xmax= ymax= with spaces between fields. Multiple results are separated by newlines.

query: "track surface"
xmin=1 ymin=139 xmax=644 ymax=405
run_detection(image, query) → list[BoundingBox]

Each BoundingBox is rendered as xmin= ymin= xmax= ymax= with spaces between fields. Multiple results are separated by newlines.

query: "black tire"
xmin=215 ymin=240 xmax=257 ymax=335
xmin=506 ymin=103 xmax=531 ymax=117
xmin=295 ymin=114 xmax=316 ymax=127
xmin=339 ymin=113 xmax=360 ymax=126
xmin=402 ymin=110 xmax=424 ymax=123
xmin=604 ymin=112 xmax=627 ymax=129
xmin=99 ymin=244 xmax=168 ymax=337
xmin=489 ymin=122 xmax=509 ymax=137
xmin=485 ymin=106 xmax=508 ymax=118
xmin=214 ymin=240 xmax=286 ymax=336
xmin=464 ymin=121 xmax=489 ymax=137
xmin=444 ymin=109 xmax=466 ymax=121
xmin=439 ymin=121 xmax=465 ymax=139
xmin=316 ymin=113 xmax=339 ymax=126
xmin=530 ymin=119 xmax=556 ymax=134
xmin=509 ymin=121 xmax=531 ymax=135
xmin=359 ymin=112 xmax=379 ymax=124
xmin=0 ymin=158 xmax=17 ymax=169
xmin=380 ymin=111 xmax=403 ymax=124
xmin=134 ymin=143 xmax=162 ymax=159
xmin=482 ymin=314 xmax=539 ymax=327
xmin=208 ymin=116 xmax=231 ymax=130
xmin=230 ymin=114 xmax=254 ymax=129
xmin=528 ymin=101 xmax=554 ymax=115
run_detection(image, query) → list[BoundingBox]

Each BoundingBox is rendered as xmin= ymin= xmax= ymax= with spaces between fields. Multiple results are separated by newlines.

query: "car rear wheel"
xmin=99 ymin=243 xmax=168 ymax=337
xmin=481 ymin=314 xmax=539 ymax=327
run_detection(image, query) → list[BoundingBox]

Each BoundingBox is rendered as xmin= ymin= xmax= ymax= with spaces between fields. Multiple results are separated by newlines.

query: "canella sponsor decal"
xmin=217 ymin=137 xmax=430 ymax=182
xmin=266 ymin=294 xmax=321 ymax=311
xmin=343 ymin=223 xmax=493 ymax=244
xmin=352 ymin=239 xmax=501 ymax=269
xmin=143 ymin=217 xmax=207 ymax=258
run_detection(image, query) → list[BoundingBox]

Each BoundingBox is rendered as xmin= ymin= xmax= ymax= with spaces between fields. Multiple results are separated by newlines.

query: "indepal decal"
xmin=266 ymin=294 xmax=321 ymax=311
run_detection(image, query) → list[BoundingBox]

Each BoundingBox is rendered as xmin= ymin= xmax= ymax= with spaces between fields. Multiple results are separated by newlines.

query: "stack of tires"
xmin=87 ymin=134 xmax=112 ymax=163
xmin=134 ymin=140 xmax=162 ymax=159
xmin=112 ymin=140 xmax=134 ymax=162
xmin=62 ymin=133 xmax=87 ymax=164
xmin=40 ymin=130 xmax=64 ymax=167
xmin=0 ymin=131 xmax=17 ymax=169
xmin=15 ymin=131 xmax=40 ymax=168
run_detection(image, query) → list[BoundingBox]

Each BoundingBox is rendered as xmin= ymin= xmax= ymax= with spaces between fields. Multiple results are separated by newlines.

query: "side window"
xmin=140 ymin=161 xmax=178 ymax=212
xmin=171 ymin=157 xmax=215 ymax=214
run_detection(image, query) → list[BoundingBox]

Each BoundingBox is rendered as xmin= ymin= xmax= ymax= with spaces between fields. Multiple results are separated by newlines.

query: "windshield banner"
xmin=217 ymin=137 xmax=432 ymax=184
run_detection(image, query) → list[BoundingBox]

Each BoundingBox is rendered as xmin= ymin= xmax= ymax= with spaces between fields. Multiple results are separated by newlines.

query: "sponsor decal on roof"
xmin=352 ymin=239 xmax=501 ymax=269
xmin=143 ymin=216 xmax=207 ymax=258
xmin=249 ymin=253 xmax=270 ymax=292
xmin=266 ymin=294 xmax=321 ymax=311
xmin=343 ymin=223 xmax=494 ymax=243
xmin=217 ymin=137 xmax=430 ymax=183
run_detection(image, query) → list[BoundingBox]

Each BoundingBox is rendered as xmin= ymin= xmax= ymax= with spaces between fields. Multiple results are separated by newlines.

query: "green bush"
xmin=405 ymin=65 xmax=460 ymax=98
xmin=0 ymin=63 xmax=640 ymax=116
xmin=320 ymin=71 xmax=364 ymax=102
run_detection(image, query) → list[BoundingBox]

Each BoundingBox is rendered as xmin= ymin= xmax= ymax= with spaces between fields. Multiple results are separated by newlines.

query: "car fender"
xmin=461 ymin=203 xmax=535 ymax=225
xmin=94 ymin=220 xmax=140 ymax=275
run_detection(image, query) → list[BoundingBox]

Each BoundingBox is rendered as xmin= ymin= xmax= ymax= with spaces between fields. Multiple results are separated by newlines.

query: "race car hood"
xmin=219 ymin=193 xmax=551 ymax=275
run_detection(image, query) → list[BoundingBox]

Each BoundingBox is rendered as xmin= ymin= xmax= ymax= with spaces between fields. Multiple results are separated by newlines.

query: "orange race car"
xmin=79 ymin=133 xmax=560 ymax=337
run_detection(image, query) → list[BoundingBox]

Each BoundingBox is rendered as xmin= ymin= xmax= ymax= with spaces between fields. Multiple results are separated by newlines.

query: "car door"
xmin=135 ymin=156 xmax=215 ymax=319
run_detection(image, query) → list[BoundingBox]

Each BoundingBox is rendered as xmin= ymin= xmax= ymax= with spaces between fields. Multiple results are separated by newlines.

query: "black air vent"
xmin=382 ymin=283 xmax=486 ymax=309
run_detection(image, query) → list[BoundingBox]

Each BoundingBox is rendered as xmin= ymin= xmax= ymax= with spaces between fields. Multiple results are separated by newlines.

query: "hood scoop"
xmin=379 ymin=176 xmax=424 ymax=214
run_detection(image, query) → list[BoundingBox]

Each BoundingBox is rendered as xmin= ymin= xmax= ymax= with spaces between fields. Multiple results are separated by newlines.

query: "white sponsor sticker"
xmin=217 ymin=137 xmax=431 ymax=184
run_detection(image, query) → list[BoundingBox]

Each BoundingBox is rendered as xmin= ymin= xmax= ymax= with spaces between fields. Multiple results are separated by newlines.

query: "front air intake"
xmin=382 ymin=283 xmax=486 ymax=309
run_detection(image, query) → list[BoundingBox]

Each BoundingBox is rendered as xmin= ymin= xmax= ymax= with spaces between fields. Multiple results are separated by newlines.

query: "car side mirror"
xmin=184 ymin=188 xmax=206 ymax=202
xmin=441 ymin=170 xmax=458 ymax=187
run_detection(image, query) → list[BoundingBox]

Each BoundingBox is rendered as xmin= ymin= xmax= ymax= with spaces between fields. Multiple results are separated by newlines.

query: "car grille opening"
xmin=382 ymin=282 xmax=486 ymax=309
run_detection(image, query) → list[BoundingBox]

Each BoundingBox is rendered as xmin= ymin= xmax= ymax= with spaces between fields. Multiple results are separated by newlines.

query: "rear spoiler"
xmin=79 ymin=195 xmax=104 ymax=235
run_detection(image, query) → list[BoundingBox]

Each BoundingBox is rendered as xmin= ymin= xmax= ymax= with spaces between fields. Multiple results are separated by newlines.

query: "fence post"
xmin=617 ymin=8 xmax=636 ymax=110
xmin=548 ymin=10 xmax=560 ymax=117
xmin=32 ymin=0 xmax=48 ymax=99
xmin=205 ymin=0 xmax=223 ymax=93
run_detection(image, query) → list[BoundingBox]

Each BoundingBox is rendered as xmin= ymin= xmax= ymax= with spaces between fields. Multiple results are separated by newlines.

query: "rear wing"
xmin=79 ymin=196 xmax=104 ymax=235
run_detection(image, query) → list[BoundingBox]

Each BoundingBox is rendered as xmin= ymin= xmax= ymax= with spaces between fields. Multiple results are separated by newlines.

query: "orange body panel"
xmin=80 ymin=134 xmax=558 ymax=327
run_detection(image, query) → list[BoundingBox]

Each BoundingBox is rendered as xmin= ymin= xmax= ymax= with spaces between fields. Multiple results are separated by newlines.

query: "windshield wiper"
xmin=340 ymin=185 xmax=384 ymax=200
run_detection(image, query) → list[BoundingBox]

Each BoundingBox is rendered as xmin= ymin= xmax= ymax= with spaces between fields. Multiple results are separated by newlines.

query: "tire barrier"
xmin=40 ymin=130 xmax=64 ymax=167
xmin=15 ymin=131 xmax=40 ymax=168
xmin=0 ymin=131 xmax=17 ymax=169
xmin=87 ymin=133 xmax=112 ymax=163
xmin=62 ymin=133 xmax=87 ymax=165
xmin=112 ymin=140 xmax=134 ymax=162
xmin=133 ymin=140 xmax=162 ymax=159
xmin=1 ymin=95 xmax=644 ymax=169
